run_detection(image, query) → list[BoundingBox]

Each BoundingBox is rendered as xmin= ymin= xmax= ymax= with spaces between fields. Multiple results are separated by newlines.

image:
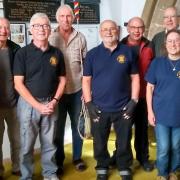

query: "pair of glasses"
xmin=128 ymin=26 xmax=144 ymax=30
xmin=32 ymin=24 xmax=50 ymax=30
xmin=163 ymin=15 xmax=177 ymax=19
xmin=166 ymin=39 xmax=180 ymax=44
xmin=101 ymin=27 xmax=117 ymax=33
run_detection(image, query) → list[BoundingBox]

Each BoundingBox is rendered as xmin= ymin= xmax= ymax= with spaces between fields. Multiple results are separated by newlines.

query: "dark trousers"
xmin=92 ymin=111 xmax=133 ymax=172
xmin=54 ymin=90 xmax=83 ymax=167
xmin=133 ymin=98 xmax=149 ymax=163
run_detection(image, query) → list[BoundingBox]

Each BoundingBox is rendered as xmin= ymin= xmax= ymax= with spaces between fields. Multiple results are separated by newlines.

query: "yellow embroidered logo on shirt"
xmin=50 ymin=56 xmax=57 ymax=66
xmin=177 ymin=71 xmax=180 ymax=78
xmin=117 ymin=55 xmax=126 ymax=63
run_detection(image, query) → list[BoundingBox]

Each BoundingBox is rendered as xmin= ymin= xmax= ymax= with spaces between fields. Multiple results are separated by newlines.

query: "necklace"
xmin=169 ymin=59 xmax=180 ymax=71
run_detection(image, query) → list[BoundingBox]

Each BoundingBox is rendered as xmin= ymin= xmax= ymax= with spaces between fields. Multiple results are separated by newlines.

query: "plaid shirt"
xmin=49 ymin=28 xmax=87 ymax=94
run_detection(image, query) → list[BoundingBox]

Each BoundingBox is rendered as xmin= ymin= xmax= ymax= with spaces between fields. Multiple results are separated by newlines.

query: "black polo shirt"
xmin=13 ymin=42 xmax=66 ymax=98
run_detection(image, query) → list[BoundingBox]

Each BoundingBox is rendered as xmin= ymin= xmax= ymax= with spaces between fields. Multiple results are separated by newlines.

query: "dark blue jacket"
xmin=7 ymin=39 xmax=21 ymax=74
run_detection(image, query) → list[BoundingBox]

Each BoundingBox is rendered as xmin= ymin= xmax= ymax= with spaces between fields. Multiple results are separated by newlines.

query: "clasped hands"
xmin=38 ymin=99 xmax=57 ymax=115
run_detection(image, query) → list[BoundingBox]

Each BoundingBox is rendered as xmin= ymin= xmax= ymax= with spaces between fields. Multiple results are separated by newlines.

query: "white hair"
xmin=56 ymin=4 xmax=74 ymax=21
xmin=30 ymin=13 xmax=51 ymax=26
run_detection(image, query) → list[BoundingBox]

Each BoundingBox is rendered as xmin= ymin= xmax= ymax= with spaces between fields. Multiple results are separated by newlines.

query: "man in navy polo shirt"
xmin=13 ymin=13 xmax=66 ymax=180
xmin=82 ymin=20 xmax=140 ymax=180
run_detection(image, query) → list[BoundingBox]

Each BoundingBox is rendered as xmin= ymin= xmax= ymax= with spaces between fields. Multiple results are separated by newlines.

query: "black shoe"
xmin=0 ymin=176 xmax=3 ymax=180
xmin=57 ymin=167 xmax=64 ymax=176
xmin=109 ymin=151 xmax=116 ymax=169
xmin=120 ymin=169 xmax=132 ymax=180
xmin=121 ymin=175 xmax=132 ymax=180
xmin=109 ymin=158 xmax=116 ymax=169
xmin=141 ymin=161 xmax=154 ymax=172
xmin=12 ymin=170 xmax=21 ymax=176
xmin=96 ymin=174 xmax=108 ymax=180
xmin=73 ymin=159 xmax=87 ymax=171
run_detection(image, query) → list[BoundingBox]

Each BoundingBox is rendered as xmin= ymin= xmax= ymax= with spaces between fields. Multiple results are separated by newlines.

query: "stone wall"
xmin=142 ymin=0 xmax=179 ymax=40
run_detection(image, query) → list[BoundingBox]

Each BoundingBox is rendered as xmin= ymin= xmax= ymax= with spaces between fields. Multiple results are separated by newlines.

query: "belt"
xmin=36 ymin=96 xmax=52 ymax=102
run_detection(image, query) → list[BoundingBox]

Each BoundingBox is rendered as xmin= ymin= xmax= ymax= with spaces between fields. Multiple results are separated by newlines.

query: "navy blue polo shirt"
xmin=83 ymin=42 xmax=138 ymax=112
xmin=145 ymin=57 xmax=180 ymax=127
xmin=13 ymin=42 xmax=66 ymax=98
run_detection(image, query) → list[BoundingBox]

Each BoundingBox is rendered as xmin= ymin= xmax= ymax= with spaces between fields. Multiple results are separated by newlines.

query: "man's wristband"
xmin=132 ymin=99 xmax=138 ymax=103
xmin=53 ymin=97 xmax=59 ymax=102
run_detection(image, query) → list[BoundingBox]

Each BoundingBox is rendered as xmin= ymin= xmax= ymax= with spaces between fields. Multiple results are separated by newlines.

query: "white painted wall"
xmin=100 ymin=0 xmax=146 ymax=38
xmin=2 ymin=0 xmax=146 ymax=159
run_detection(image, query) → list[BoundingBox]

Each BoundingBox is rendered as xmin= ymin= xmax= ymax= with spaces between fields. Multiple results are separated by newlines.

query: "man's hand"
xmin=85 ymin=101 xmax=101 ymax=122
xmin=148 ymin=111 xmax=156 ymax=126
xmin=46 ymin=99 xmax=58 ymax=111
xmin=37 ymin=103 xmax=54 ymax=115
xmin=122 ymin=99 xmax=138 ymax=119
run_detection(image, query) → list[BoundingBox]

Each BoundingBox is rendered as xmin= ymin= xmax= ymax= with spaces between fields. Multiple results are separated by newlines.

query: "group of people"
xmin=0 ymin=4 xmax=86 ymax=180
xmin=0 ymin=3 xmax=180 ymax=180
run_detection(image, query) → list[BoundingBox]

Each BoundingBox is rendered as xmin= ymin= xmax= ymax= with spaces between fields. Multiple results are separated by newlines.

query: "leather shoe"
xmin=121 ymin=175 xmax=132 ymax=180
xmin=12 ymin=170 xmax=21 ymax=176
xmin=120 ymin=169 xmax=132 ymax=180
xmin=141 ymin=161 xmax=154 ymax=172
xmin=73 ymin=159 xmax=86 ymax=171
xmin=109 ymin=158 xmax=116 ymax=169
xmin=0 ymin=176 xmax=3 ymax=180
xmin=56 ymin=167 xmax=64 ymax=176
xmin=96 ymin=174 xmax=108 ymax=180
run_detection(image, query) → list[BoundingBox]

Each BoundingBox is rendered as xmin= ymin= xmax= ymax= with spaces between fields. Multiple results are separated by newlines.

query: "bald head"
xmin=0 ymin=17 xmax=10 ymax=24
xmin=128 ymin=17 xmax=144 ymax=28
xmin=164 ymin=6 xmax=178 ymax=16
xmin=127 ymin=17 xmax=145 ymax=43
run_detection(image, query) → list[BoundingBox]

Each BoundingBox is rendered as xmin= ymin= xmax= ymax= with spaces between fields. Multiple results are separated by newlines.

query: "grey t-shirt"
xmin=0 ymin=49 xmax=17 ymax=107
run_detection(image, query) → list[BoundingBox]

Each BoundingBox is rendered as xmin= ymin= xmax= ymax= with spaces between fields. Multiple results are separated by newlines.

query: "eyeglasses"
xmin=166 ymin=39 xmax=180 ymax=45
xmin=128 ymin=26 xmax=144 ymax=30
xmin=32 ymin=24 xmax=50 ymax=30
xmin=101 ymin=27 xmax=117 ymax=33
xmin=163 ymin=15 xmax=177 ymax=19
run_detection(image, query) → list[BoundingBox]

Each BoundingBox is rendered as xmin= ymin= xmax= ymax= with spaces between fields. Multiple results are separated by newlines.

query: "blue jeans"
xmin=155 ymin=123 xmax=180 ymax=177
xmin=55 ymin=90 xmax=83 ymax=167
xmin=17 ymin=97 xmax=58 ymax=180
